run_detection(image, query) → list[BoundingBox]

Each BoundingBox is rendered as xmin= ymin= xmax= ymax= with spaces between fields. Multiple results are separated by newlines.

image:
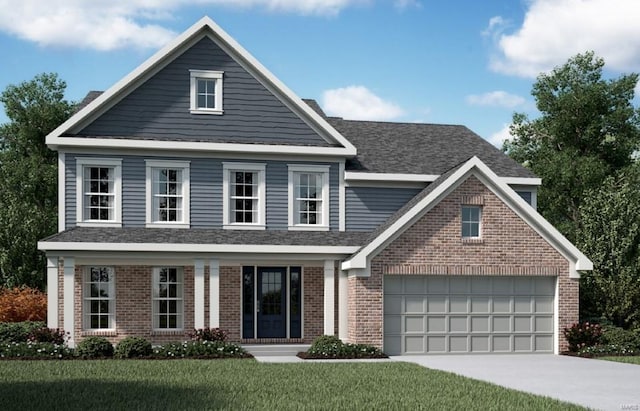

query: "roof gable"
xmin=46 ymin=17 xmax=356 ymax=156
xmin=342 ymin=156 xmax=592 ymax=278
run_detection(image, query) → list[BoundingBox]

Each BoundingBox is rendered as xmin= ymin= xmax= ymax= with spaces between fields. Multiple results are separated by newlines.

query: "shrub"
xmin=190 ymin=328 xmax=228 ymax=342
xmin=76 ymin=336 xmax=114 ymax=359
xmin=0 ymin=321 xmax=46 ymax=343
xmin=305 ymin=335 xmax=386 ymax=359
xmin=27 ymin=327 xmax=68 ymax=345
xmin=563 ymin=322 xmax=603 ymax=352
xmin=578 ymin=344 xmax=640 ymax=357
xmin=0 ymin=341 xmax=74 ymax=359
xmin=153 ymin=340 xmax=248 ymax=358
xmin=114 ymin=336 xmax=152 ymax=359
xmin=600 ymin=325 xmax=640 ymax=350
xmin=0 ymin=287 xmax=47 ymax=322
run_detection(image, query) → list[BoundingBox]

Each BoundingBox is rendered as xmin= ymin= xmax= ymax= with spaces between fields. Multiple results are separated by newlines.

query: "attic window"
xmin=190 ymin=70 xmax=223 ymax=114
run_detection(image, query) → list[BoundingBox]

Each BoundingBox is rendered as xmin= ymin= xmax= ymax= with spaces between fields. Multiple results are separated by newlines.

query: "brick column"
xmin=63 ymin=257 xmax=75 ymax=347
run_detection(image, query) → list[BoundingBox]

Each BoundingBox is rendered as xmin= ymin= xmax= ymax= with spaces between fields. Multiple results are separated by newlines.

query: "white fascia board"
xmin=341 ymin=156 xmax=592 ymax=277
xmin=46 ymin=136 xmax=354 ymax=157
xmin=46 ymin=16 xmax=356 ymax=156
xmin=37 ymin=241 xmax=360 ymax=255
xmin=344 ymin=171 xmax=541 ymax=186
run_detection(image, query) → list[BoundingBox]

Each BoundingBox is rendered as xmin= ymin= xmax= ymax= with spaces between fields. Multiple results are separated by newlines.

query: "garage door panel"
xmin=384 ymin=275 xmax=556 ymax=355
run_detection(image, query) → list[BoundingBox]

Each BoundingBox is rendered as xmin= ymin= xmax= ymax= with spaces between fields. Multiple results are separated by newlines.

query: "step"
xmin=243 ymin=344 xmax=310 ymax=357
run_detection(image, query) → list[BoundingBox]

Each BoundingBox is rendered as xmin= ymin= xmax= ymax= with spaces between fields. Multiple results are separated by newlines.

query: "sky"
xmin=0 ymin=0 xmax=639 ymax=147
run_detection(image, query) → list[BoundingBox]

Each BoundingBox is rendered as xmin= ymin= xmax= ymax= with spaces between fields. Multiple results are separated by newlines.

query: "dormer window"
xmin=190 ymin=70 xmax=223 ymax=114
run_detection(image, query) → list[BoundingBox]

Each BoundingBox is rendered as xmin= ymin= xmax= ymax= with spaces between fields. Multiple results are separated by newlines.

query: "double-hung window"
xmin=189 ymin=70 xmax=223 ymax=114
xmin=222 ymin=163 xmax=266 ymax=229
xmin=145 ymin=160 xmax=190 ymax=228
xmin=288 ymin=165 xmax=330 ymax=230
xmin=461 ymin=205 xmax=482 ymax=239
xmin=76 ymin=158 xmax=122 ymax=227
xmin=83 ymin=267 xmax=115 ymax=330
xmin=152 ymin=267 xmax=184 ymax=330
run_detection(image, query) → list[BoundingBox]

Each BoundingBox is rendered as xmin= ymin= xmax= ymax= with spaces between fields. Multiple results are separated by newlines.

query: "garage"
xmin=384 ymin=275 xmax=556 ymax=355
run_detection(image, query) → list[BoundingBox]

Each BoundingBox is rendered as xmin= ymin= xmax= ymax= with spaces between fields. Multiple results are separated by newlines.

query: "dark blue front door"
xmin=257 ymin=267 xmax=287 ymax=338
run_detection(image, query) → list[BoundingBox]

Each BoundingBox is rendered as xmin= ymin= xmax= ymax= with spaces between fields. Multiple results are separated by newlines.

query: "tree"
xmin=578 ymin=166 xmax=640 ymax=329
xmin=0 ymin=73 xmax=73 ymax=289
xmin=504 ymin=52 xmax=640 ymax=242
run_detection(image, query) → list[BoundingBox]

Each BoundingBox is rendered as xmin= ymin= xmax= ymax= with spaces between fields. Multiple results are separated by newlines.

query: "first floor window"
xmin=83 ymin=267 xmax=115 ymax=329
xmin=462 ymin=205 xmax=482 ymax=238
xmin=153 ymin=267 xmax=184 ymax=330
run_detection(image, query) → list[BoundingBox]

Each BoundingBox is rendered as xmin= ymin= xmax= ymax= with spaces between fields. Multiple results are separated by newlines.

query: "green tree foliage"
xmin=0 ymin=73 xmax=73 ymax=288
xmin=578 ymin=167 xmax=640 ymax=329
xmin=504 ymin=52 xmax=640 ymax=242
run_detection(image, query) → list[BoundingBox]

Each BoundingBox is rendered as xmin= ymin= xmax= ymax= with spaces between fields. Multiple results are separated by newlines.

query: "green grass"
xmin=600 ymin=356 xmax=640 ymax=365
xmin=0 ymin=359 xmax=584 ymax=410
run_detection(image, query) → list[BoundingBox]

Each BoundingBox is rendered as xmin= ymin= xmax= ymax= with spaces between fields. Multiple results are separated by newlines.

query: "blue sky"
xmin=0 ymin=0 xmax=639 ymax=146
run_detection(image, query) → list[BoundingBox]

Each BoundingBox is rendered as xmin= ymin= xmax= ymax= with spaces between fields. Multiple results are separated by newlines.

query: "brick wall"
xmin=219 ymin=266 xmax=241 ymax=341
xmin=347 ymin=175 xmax=577 ymax=352
xmin=303 ymin=266 xmax=324 ymax=342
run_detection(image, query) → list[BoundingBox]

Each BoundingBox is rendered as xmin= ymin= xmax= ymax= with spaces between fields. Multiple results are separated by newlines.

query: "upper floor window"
xmin=223 ymin=163 xmax=266 ymax=229
xmin=189 ymin=70 xmax=223 ymax=115
xmin=76 ymin=158 xmax=122 ymax=227
xmin=83 ymin=267 xmax=115 ymax=330
xmin=461 ymin=205 xmax=482 ymax=239
xmin=145 ymin=160 xmax=190 ymax=228
xmin=288 ymin=164 xmax=330 ymax=231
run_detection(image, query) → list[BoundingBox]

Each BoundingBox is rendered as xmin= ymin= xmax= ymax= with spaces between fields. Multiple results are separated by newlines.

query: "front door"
xmin=256 ymin=267 xmax=287 ymax=338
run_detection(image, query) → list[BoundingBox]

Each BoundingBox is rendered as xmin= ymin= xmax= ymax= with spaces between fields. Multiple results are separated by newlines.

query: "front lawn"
xmin=0 ymin=360 xmax=583 ymax=410
xmin=600 ymin=356 xmax=640 ymax=365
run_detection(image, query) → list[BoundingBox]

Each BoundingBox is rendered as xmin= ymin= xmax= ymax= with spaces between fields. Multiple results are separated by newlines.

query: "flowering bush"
xmin=27 ymin=327 xmax=68 ymax=345
xmin=0 ymin=321 xmax=46 ymax=343
xmin=189 ymin=328 xmax=228 ymax=342
xmin=0 ymin=287 xmax=47 ymax=322
xmin=153 ymin=340 xmax=248 ymax=358
xmin=563 ymin=322 xmax=603 ymax=352
xmin=578 ymin=344 xmax=640 ymax=357
xmin=304 ymin=335 xmax=386 ymax=359
xmin=0 ymin=341 xmax=74 ymax=359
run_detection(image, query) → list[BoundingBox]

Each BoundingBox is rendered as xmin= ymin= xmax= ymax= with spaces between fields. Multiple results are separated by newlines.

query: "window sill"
xmin=223 ymin=224 xmax=266 ymax=230
xmin=151 ymin=330 xmax=185 ymax=336
xmin=462 ymin=237 xmax=484 ymax=244
xmin=76 ymin=221 xmax=122 ymax=228
xmin=81 ymin=329 xmax=117 ymax=337
xmin=146 ymin=223 xmax=190 ymax=229
xmin=288 ymin=225 xmax=330 ymax=231
xmin=190 ymin=108 xmax=223 ymax=115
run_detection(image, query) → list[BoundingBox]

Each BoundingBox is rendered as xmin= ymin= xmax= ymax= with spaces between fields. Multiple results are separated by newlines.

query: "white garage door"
xmin=384 ymin=276 xmax=555 ymax=355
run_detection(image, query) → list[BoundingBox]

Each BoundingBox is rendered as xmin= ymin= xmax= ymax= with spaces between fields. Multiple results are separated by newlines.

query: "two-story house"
xmin=38 ymin=17 xmax=592 ymax=355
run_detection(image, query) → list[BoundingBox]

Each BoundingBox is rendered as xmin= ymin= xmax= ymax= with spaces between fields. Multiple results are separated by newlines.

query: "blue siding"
xmin=77 ymin=38 xmax=328 ymax=147
xmin=345 ymin=186 xmax=422 ymax=231
xmin=65 ymin=154 xmax=339 ymax=230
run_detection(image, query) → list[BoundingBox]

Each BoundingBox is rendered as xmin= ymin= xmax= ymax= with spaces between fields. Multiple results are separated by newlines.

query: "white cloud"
xmin=490 ymin=0 xmax=640 ymax=77
xmin=321 ymin=86 xmax=405 ymax=121
xmin=394 ymin=0 xmax=421 ymax=11
xmin=488 ymin=123 xmax=513 ymax=148
xmin=481 ymin=16 xmax=506 ymax=38
xmin=465 ymin=91 xmax=525 ymax=109
xmin=0 ymin=0 xmax=366 ymax=50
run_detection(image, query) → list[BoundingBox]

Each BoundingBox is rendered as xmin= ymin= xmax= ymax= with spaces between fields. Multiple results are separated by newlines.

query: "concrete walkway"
xmin=392 ymin=354 xmax=640 ymax=411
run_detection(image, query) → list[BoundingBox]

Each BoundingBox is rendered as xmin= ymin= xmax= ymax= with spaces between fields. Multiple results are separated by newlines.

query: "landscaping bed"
xmin=297 ymin=335 xmax=388 ymax=359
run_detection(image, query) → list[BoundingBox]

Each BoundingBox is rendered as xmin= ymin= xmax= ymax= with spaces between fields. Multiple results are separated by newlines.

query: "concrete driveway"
xmin=391 ymin=354 xmax=640 ymax=411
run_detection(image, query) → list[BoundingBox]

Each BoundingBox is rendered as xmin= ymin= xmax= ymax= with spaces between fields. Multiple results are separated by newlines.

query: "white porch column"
xmin=194 ymin=259 xmax=205 ymax=329
xmin=209 ymin=259 xmax=220 ymax=328
xmin=63 ymin=257 xmax=75 ymax=347
xmin=46 ymin=257 xmax=59 ymax=329
xmin=338 ymin=270 xmax=349 ymax=341
xmin=324 ymin=260 xmax=335 ymax=335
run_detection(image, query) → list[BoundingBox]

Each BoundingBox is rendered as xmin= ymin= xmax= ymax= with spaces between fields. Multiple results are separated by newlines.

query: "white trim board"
xmin=344 ymin=171 xmax=541 ymax=186
xmin=341 ymin=156 xmax=591 ymax=278
xmin=45 ymin=17 xmax=356 ymax=156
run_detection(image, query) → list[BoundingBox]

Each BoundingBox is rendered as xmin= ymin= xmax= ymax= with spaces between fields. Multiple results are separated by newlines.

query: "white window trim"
xmin=462 ymin=205 xmax=482 ymax=239
xmin=145 ymin=159 xmax=191 ymax=228
xmin=189 ymin=70 xmax=224 ymax=115
xmin=83 ymin=266 xmax=116 ymax=331
xmin=76 ymin=158 xmax=122 ymax=227
xmin=222 ymin=162 xmax=266 ymax=230
xmin=288 ymin=164 xmax=330 ymax=231
xmin=152 ymin=267 xmax=184 ymax=331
